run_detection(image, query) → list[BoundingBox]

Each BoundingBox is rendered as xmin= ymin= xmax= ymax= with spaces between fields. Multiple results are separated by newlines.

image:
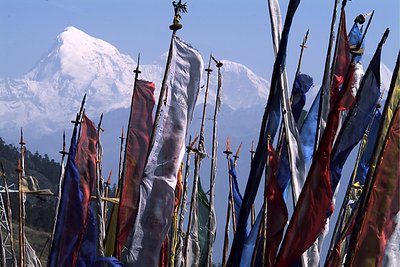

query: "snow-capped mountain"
xmin=0 ymin=26 xmax=269 ymax=139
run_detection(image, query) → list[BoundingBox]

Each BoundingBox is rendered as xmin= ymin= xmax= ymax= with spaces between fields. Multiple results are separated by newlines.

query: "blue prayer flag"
xmin=48 ymin=115 xmax=98 ymax=267
xmin=227 ymin=1 xmax=300 ymax=265
xmin=348 ymin=23 xmax=364 ymax=63
xmin=355 ymin=111 xmax=382 ymax=185
xmin=330 ymin=47 xmax=382 ymax=193
xmin=229 ymin=158 xmax=243 ymax=224
xmin=277 ymin=73 xmax=313 ymax=193
xmin=292 ymin=73 xmax=314 ymax=122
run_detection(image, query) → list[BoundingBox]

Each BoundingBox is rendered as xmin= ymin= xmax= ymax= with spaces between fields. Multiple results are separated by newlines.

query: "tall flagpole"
xmin=224 ymin=137 xmax=236 ymax=233
xmin=117 ymin=127 xmax=124 ymax=191
xmin=51 ymin=131 xmax=68 ymax=246
xmin=276 ymin=29 xmax=309 ymax=155
xmin=206 ymin=57 xmax=223 ymax=266
xmin=250 ymin=137 xmax=271 ymax=267
xmin=222 ymin=137 xmax=233 ymax=267
xmin=17 ymin=129 xmax=26 ymax=267
xmin=314 ymin=0 xmax=342 ymax=151
xmin=115 ymin=54 xmax=141 ymax=255
xmin=103 ymin=170 xmax=112 ymax=228
xmin=249 ymin=141 xmax=256 ymax=226
xmin=96 ymin=113 xmax=105 ymax=256
xmin=326 ymin=107 xmax=380 ymax=262
xmin=172 ymin=134 xmax=197 ymax=267
xmin=147 ymin=0 xmax=186 ymax=157
xmin=184 ymin=53 xmax=213 ymax=264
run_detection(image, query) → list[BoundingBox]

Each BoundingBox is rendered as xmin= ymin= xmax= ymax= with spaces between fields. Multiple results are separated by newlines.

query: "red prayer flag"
xmin=265 ymin=143 xmax=288 ymax=266
xmin=275 ymin=46 xmax=356 ymax=267
xmin=116 ymin=80 xmax=155 ymax=258
xmin=330 ymin=9 xmax=351 ymax=108
xmin=350 ymin=103 xmax=400 ymax=266
xmin=158 ymin=236 xmax=169 ymax=267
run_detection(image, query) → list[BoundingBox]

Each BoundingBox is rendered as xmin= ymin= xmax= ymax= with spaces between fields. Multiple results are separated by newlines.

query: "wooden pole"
xmin=184 ymin=53 xmax=213 ymax=264
xmin=103 ymin=170 xmax=112 ymax=228
xmin=115 ymin=55 xmax=141 ymax=254
xmin=96 ymin=113 xmax=105 ymax=257
xmin=315 ymin=0 xmax=341 ymax=152
xmin=221 ymin=137 xmax=233 ymax=267
xmin=51 ymin=131 xmax=68 ymax=245
xmin=206 ymin=58 xmax=223 ymax=266
xmin=18 ymin=129 xmax=26 ymax=267
xmin=147 ymin=1 xmax=186 ymax=158
xmin=116 ymin=127 xmax=124 ymax=193
xmin=249 ymin=141 xmax=256 ymax=226
xmin=276 ymin=29 xmax=309 ymax=156
xmin=224 ymin=137 xmax=236 ymax=232
xmin=221 ymin=195 xmax=232 ymax=267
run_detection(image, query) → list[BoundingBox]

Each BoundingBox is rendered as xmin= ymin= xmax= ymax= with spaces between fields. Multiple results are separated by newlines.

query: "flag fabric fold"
xmin=349 ymin=102 xmax=400 ymax=266
xmin=169 ymin=164 xmax=183 ymax=267
xmin=300 ymin=89 xmax=320 ymax=163
xmin=116 ymin=79 xmax=156 ymax=258
xmin=48 ymin=114 xmax=98 ymax=267
xmin=229 ymin=157 xmax=243 ymax=224
xmin=265 ymin=143 xmax=288 ymax=266
xmin=277 ymin=73 xmax=313 ymax=195
xmin=121 ymin=35 xmax=203 ymax=267
xmin=275 ymin=37 xmax=356 ymax=267
xmin=330 ymin=43 xmax=382 ymax=195
xmin=239 ymin=208 xmax=263 ymax=267
xmin=198 ymin=179 xmax=213 ymax=266
xmin=227 ymin=1 xmax=300 ymax=265
xmin=345 ymin=49 xmax=399 ymax=266
xmin=292 ymin=73 xmax=314 ymax=122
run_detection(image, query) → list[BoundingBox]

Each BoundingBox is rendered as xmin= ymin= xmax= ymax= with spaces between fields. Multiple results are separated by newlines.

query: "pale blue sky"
xmin=1 ymin=0 xmax=399 ymax=84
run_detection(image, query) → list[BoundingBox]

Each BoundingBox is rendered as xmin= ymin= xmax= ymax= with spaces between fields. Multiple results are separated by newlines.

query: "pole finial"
xmin=223 ymin=136 xmax=232 ymax=155
xmin=169 ymin=1 xmax=187 ymax=31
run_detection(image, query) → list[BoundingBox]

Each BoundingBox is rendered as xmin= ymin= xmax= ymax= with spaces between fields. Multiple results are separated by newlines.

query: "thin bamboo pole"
xmin=96 ymin=113 xmax=105 ymax=256
xmin=183 ymin=53 xmax=213 ymax=264
xmin=206 ymin=58 xmax=223 ymax=266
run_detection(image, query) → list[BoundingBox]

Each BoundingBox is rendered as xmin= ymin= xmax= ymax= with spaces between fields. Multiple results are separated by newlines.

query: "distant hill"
xmin=0 ymin=137 xmax=60 ymax=264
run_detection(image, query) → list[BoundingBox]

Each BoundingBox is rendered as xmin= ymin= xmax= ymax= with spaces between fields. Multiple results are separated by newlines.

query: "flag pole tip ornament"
xmin=354 ymin=14 xmax=366 ymax=24
xmin=170 ymin=1 xmax=187 ymax=31
xmin=211 ymin=55 xmax=223 ymax=68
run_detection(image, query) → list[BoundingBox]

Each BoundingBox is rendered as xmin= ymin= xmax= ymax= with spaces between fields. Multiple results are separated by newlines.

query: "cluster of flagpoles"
xmin=0 ymin=0 xmax=399 ymax=267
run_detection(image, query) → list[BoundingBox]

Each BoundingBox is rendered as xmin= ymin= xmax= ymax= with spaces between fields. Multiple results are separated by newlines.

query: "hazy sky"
xmin=1 ymin=0 xmax=399 ymax=85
